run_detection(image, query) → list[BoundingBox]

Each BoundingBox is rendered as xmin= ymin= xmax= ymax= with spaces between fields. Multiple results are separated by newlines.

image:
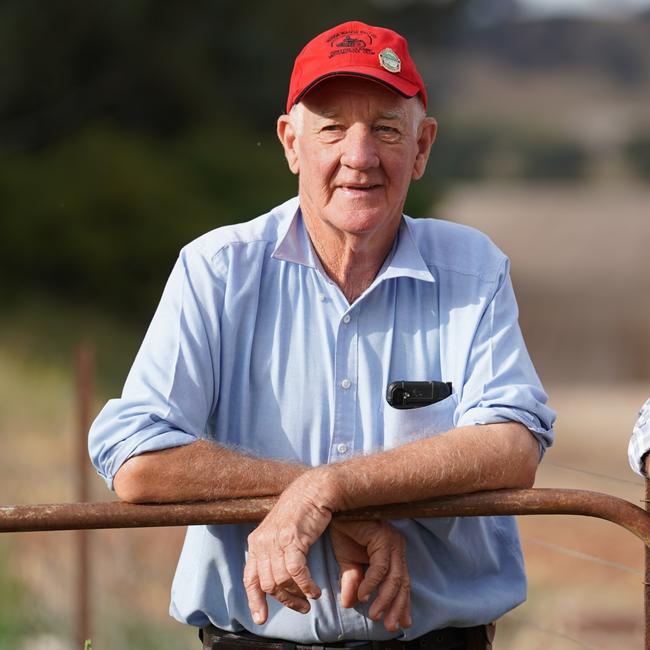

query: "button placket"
xmin=331 ymin=308 xmax=358 ymax=463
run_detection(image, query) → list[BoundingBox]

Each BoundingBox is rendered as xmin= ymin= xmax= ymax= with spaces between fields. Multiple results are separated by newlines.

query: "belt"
xmin=200 ymin=623 xmax=495 ymax=650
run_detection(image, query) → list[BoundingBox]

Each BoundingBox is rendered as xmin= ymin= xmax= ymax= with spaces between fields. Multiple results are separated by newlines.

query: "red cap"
xmin=286 ymin=21 xmax=427 ymax=114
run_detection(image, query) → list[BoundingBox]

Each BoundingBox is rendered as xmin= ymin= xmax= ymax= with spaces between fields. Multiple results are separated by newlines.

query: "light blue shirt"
xmin=89 ymin=196 xmax=555 ymax=643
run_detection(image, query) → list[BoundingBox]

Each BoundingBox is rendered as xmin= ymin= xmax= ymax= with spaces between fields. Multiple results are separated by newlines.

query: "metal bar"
xmin=645 ymin=479 xmax=650 ymax=650
xmin=75 ymin=343 xmax=94 ymax=647
xmin=2 ymin=488 xmax=650 ymax=545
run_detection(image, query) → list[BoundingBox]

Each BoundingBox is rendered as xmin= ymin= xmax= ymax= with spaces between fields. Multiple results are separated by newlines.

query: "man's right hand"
xmin=329 ymin=520 xmax=411 ymax=633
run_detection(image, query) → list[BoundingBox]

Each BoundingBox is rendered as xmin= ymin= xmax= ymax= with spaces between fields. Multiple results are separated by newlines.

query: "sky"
xmin=517 ymin=0 xmax=650 ymax=17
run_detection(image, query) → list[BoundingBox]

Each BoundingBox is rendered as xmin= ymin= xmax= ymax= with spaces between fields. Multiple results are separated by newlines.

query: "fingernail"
xmin=252 ymin=611 xmax=262 ymax=624
xmin=361 ymin=594 xmax=370 ymax=603
xmin=405 ymin=614 xmax=412 ymax=627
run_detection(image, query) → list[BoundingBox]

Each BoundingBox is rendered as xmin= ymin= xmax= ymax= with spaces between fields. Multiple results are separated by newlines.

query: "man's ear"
xmin=277 ymin=115 xmax=300 ymax=175
xmin=412 ymin=117 xmax=437 ymax=181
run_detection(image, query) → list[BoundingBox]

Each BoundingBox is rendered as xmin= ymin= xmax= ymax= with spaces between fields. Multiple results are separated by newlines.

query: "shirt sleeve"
xmin=455 ymin=258 xmax=556 ymax=456
xmin=628 ymin=398 xmax=650 ymax=476
xmin=88 ymin=247 xmax=221 ymax=489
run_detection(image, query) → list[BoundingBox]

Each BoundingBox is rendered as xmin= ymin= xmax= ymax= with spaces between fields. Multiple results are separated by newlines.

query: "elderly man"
xmin=89 ymin=21 xmax=555 ymax=650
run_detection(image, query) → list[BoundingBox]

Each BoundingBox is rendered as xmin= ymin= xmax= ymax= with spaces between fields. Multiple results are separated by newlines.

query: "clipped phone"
xmin=386 ymin=380 xmax=453 ymax=409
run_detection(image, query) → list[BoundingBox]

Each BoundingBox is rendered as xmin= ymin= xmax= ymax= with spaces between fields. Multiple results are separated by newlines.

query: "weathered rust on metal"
xmin=75 ymin=343 xmax=94 ymax=648
xmin=0 ymin=497 xmax=279 ymax=533
xmin=645 ymin=479 xmax=650 ymax=650
xmin=2 ymin=488 xmax=650 ymax=545
xmin=341 ymin=488 xmax=650 ymax=546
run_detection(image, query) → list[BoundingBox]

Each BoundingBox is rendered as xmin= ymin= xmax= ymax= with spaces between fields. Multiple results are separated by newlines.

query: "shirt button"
xmin=336 ymin=443 xmax=348 ymax=454
xmin=318 ymin=293 xmax=326 ymax=302
xmin=340 ymin=378 xmax=351 ymax=390
xmin=342 ymin=314 xmax=351 ymax=324
xmin=337 ymin=634 xmax=345 ymax=641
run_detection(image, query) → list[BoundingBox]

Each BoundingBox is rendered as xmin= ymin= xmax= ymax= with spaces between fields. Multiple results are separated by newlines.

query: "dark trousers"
xmin=200 ymin=623 xmax=495 ymax=650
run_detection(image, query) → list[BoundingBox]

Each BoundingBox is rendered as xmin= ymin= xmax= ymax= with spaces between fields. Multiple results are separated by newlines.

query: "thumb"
xmin=339 ymin=563 xmax=364 ymax=608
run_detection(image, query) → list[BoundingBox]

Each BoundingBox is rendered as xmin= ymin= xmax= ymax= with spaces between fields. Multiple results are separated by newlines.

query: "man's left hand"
xmin=330 ymin=519 xmax=411 ymax=632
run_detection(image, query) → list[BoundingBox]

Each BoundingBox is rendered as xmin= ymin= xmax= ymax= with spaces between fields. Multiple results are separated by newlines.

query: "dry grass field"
xmin=1 ymin=181 xmax=649 ymax=649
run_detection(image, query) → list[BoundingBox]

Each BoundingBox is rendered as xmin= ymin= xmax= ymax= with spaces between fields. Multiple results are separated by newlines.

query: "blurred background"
xmin=1 ymin=0 xmax=649 ymax=648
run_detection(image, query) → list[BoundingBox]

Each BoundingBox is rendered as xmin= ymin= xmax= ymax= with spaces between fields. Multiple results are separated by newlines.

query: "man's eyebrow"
xmin=313 ymin=109 xmax=407 ymax=120
xmin=377 ymin=110 xmax=406 ymax=121
xmin=314 ymin=108 xmax=339 ymax=119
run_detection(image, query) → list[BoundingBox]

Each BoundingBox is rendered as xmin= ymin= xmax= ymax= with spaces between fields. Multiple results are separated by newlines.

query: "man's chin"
xmin=326 ymin=207 xmax=399 ymax=238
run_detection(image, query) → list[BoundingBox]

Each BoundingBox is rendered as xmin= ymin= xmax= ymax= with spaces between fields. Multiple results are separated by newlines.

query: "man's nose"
xmin=340 ymin=125 xmax=379 ymax=170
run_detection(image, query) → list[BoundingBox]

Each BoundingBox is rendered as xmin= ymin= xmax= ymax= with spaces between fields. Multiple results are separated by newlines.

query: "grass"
xmin=0 ymin=538 xmax=61 ymax=650
xmin=0 ymin=305 xmax=197 ymax=648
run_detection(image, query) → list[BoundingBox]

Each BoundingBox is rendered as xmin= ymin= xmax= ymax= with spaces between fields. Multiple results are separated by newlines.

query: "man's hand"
xmin=329 ymin=520 xmax=411 ymax=632
xmin=243 ymin=475 xmax=335 ymax=624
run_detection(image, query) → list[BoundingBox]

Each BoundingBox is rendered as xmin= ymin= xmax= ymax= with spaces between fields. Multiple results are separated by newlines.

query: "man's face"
xmin=278 ymin=77 xmax=436 ymax=245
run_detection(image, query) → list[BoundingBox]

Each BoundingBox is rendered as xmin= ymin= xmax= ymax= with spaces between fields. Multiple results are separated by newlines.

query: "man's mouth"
xmin=338 ymin=184 xmax=381 ymax=193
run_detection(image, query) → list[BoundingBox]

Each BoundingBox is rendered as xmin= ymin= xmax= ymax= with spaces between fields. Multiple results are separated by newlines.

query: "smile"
xmin=338 ymin=185 xmax=381 ymax=193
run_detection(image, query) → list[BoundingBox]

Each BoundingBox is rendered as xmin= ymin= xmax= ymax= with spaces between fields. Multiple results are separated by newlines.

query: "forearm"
xmin=113 ymin=439 xmax=307 ymax=503
xmin=311 ymin=422 xmax=539 ymax=512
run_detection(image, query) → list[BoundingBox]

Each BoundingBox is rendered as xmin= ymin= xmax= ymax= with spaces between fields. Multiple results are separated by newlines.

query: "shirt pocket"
xmin=381 ymin=393 xmax=458 ymax=450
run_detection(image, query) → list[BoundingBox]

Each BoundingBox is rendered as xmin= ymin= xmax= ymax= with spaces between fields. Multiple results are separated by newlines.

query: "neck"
xmin=302 ymin=213 xmax=399 ymax=304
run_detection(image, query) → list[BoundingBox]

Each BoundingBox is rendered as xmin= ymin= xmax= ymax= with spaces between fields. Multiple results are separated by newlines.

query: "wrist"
xmin=295 ymin=464 xmax=347 ymax=513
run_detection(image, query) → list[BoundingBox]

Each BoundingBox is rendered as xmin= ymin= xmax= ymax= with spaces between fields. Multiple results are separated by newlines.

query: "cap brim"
xmin=290 ymin=67 xmax=420 ymax=112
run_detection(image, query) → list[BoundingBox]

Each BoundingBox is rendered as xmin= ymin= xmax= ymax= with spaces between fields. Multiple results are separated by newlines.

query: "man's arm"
xmin=113 ymin=437 xmax=412 ymax=632
xmin=243 ymin=421 xmax=538 ymax=629
xmin=321 ymin=421 xmax=538 ymax=510
xmin=113 ymin=439 xmax=306 ymax=503
xmin=115 ymin=420 xmax=537 ymax=503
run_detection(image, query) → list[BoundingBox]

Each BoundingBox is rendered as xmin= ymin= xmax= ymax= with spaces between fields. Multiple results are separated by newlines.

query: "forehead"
xmin=299 ymin=76 xmax=411 ymax=118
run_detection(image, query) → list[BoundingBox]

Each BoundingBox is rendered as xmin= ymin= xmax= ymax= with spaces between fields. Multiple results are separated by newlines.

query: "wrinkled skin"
xmin=243 ymin=473 xmax=411 ymax=632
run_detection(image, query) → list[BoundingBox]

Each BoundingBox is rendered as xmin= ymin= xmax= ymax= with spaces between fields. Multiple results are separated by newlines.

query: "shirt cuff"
xmin=456 ymin=406 xmax=553 ymax=460
xmin=103 ymin=429 xmax=198 ymax=490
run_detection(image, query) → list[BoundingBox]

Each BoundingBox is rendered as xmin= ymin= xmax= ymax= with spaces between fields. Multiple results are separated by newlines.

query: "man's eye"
xmin=376 ymin=125 xmax=398 ymax=134
xmin=322 ymin=124 xmax=342 ymax=132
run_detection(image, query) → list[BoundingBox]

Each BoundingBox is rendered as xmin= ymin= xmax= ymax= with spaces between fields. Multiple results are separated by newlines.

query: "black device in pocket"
xmin=386 ymin=380 xmax=453 ymax=409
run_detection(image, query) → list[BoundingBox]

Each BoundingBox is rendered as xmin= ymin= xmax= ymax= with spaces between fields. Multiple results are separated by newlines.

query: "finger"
xmin=382 ymin=579 xmax=411 ymax=632
xmin=398 ymin=552 xmax=412 ymax=629
xmin=243 ymin=557 xmax=268 ymax=625
xmin=357 ymin=545 xmax=390 ymax=604
xmin=269 ymin=586 xmax=311 ymax=614
xmin=271 ymin=551 xmax=300 ymax=592
xmin=284 ymin=546 xmax=321 ymax=599
xmin=368 ymin=545 xmax=403 ymax=621
xmin=398 ymin=589 xmax=412 ymax=630
xmin=339 ymin=563 xmax=364 ymax=608
xmin=256 ymin=555 xmax=277 ymax=595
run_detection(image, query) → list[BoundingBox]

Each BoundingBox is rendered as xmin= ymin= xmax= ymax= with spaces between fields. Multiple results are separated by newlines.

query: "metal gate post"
xmin=643 ymin=479 xmax=650 ymax=650
xmin=75 ymin=343 xmax=93 ymax=648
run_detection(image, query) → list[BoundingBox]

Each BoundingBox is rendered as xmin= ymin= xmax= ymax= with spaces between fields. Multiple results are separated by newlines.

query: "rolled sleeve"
xmin=628 ymin=398 xmax=650 ymax=477
xmin=455 ymin=259 xmax=555 ymax=455
xmin=88 ymin=246 xmax=221 ymax=489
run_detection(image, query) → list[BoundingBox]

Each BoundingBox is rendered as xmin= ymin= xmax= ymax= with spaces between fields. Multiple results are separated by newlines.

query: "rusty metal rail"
xmin=2 ymin=487 xmax=650 ymax=647
xmin=1 ymin=488 xmax=649 ymax=541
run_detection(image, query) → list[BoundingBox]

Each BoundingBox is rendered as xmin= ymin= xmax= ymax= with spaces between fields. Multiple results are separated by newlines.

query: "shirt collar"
xmin=272 ymin=203 xmax=435 ymax=285
xmin=377 ymin=218 xmax=436 ymax=284
xmin=271 ymin=206 xmax=319 ymax=268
